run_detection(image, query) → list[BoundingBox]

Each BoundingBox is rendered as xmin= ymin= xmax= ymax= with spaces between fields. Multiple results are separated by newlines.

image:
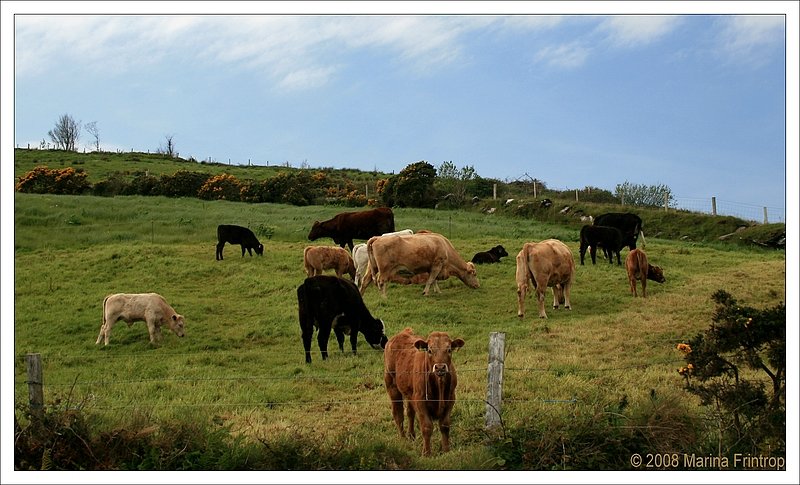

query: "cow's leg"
xmin=552 ymin=284 xmax=563 ymax=310
xmin=590 ymin=246 xmax=597 ymax=265
xmin=333 ymin=327 xmax=346 ymax=354
xmin=406 ymin=402 xmax=417 ymax=439
xmin=317 ymin=323 xmax=332 ymax=360
xmin=440 ymin=408 xmax=453 ymax=453
xmin=146 ymin=320 xmax=158 ymax=345
xmin=349 ymin=329 xmax=359 ymax=356
xmin=96 ymin=318 xmax=114 ymax=346
xmin=536 ymin=280 xmax=548 ymax=318
xmin=240 ymin=245 xmax=246 ymax=257
xmin=422 ymin=261 xmax=445 ymax=296
xmin=384 ymin=373 xmax=406 ymax=437
xmin=516 ymin=284 xmax=527 ymax=318
xmin=563 ymin=281 xmax=572 ymax=310
xmin=615 ymin=251 xmax=621 ymax=265
xmin=359 ymin=270 xmax=373 ymax=295
xmin=301 ymin=324 xmax=314 ymax=363
xmin=216 ymin=241 xmax=225 ymax=260
xmin=641 ymin=276 xmax=647 ymax=298
xmin=579 ymin=244 xmax=586 ymax=265
xmin=629 ymin=275 xmax=637 ymax=297
xmin=418 ymin=412 xmax=434 ymax=456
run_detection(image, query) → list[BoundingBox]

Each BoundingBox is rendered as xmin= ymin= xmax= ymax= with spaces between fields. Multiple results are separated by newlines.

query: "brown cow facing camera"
xmin=625 ymin=248 xmax=665 ymax=298
xmin=383 ymin=327 xmax=465 ymax=456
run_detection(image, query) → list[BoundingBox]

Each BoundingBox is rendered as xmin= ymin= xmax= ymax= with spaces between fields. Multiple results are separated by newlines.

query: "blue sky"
xmin=4 ymin=2 xmax=797 ymax=215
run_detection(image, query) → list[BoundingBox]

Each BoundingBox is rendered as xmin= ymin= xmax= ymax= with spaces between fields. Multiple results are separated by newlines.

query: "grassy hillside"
xmin=13 ymin=148 xmax=786 ymax=248
xmin=12 ymin=192 xmax=786 ymax=470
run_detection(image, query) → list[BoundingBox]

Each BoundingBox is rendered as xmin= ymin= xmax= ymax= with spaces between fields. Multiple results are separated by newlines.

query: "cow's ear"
xmin=451 ymin=338 xmax=465 ymax=350
xmin=171 ymin=314 xmax=178 ymax=321
xmin=414 ymin=339 xmax=428 ymax=351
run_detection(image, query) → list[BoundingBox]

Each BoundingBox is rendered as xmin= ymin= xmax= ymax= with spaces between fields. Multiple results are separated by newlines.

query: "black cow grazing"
xmin=216 ymin=224 xmax=264 ymax=261
xmin=471 ymin=245 xmax=509 ymax=264
xmin=308 ymin=207 xmax=395 ymax=251
xmin=593 ymin=212 xmax=645 ymax=250
xmin=579 ymin=225 xmax=625 ymax=265
xmin=297 ymin=275 xmax=388 ymax=364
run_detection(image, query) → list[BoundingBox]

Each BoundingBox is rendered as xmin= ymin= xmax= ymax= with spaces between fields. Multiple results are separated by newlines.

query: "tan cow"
xmin=303 ymin=246 xmax=356 ymax=280
xmin=352 ymin=229 xmax=414 ymax=285
xmin=384 ymin=327 xmax=465 ymax=456
xmin=360 ymin=232 xmax=479 ymax=297
xmin=96 ymin=293 xmax=186 ymax=346
xmin=516 ymin=239 xmax=575 ymax=319
xmin=625 ymin=248 xmax=665 ymax=298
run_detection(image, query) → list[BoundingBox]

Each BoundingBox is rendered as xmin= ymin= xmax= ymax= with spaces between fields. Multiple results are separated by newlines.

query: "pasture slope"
xmin=12 ymin=193 xmax=786 ymax=470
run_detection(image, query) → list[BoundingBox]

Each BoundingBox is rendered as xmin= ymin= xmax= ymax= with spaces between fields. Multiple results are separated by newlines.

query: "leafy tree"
xmin=436 ymin=161 xmax=477 ymax=206
xmin=677 ymin=290 xmax=785 ymax=455
xmin=615 ymin=181 xmax=674 ymax=207
xmin=48 ymin=114 xmax=81 ymax=151
xmin=382 ymin=161 xmax=437 ymax=208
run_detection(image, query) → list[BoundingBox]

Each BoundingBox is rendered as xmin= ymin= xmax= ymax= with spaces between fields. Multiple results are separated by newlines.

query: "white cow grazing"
xmin=96 ymin=293 xmax=186 ymax=346
xmin=352 ymin=229 xmax=413 ymax=286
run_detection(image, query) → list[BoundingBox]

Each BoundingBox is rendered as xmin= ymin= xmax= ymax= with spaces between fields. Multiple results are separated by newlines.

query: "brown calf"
xmin=625 ymin=248 xmax=665 ymax=297
xmin=383 ymin=327 xmax=465 ymax=456
xmin=303 ymin=246 xmax=356 ymax=280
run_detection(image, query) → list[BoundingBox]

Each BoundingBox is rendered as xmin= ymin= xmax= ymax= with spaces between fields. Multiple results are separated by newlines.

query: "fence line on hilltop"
xmin=16 ymin=145 xmax=786 ymax=224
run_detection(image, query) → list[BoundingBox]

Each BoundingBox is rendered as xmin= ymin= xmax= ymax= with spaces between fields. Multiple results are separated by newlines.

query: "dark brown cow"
xmin=308 ymin=207 xmax=395 ymax=251
xmin=383 ymin=327 xmax=465 ymax=456
xmin=625 ymin=249 xmax=665 ymax=298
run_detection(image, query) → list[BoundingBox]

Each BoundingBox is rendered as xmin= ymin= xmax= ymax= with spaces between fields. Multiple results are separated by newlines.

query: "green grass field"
xmin=12 ymin=192 xmax=786 ymax=469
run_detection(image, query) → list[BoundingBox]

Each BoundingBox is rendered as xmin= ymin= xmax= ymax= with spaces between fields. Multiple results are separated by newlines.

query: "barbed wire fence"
xmin=17 ymin=333 xmax=687 ymax=437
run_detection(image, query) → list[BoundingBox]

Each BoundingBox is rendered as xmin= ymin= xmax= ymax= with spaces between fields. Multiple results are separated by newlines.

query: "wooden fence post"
xmin=711 ymin=197 xmax=717 ymax=216
xmin=486 ymin=332 xmax=505 ymax=431
xmin=26 ymin=353 xmax=44 ymax=423
xmin=763 ymin=207 xmax=768 ymax=224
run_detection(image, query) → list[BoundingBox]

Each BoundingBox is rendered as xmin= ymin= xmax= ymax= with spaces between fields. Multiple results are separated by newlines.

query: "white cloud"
xmin=534 ymin=41 xmax=590 ymax=69
xmin=715 ymin=15 xmax=784 ymax=67
xmin=597 ymin=15 xmax=682 ymax=48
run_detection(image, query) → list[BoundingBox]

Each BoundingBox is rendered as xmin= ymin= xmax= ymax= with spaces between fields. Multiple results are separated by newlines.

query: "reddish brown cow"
xmin=308 ymin=207 xmax=395 ymax=250
xmin=303 ymin=246 xmax=356 ymax=280
xmin=383 ymin=327 xmax=465 ymax=456
xmin=516 ymin=239 xmax=575 ymax=319
xmin=625 ymin=248 xmax=665 ymax=298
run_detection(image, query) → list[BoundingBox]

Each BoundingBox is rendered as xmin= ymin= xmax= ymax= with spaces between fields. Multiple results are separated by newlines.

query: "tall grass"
xmin=12 ymin=193 xmax=786 ymax=470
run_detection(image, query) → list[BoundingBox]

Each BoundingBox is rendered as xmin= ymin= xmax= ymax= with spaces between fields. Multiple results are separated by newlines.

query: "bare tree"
xmin=85 ymin=121 xmax=100 ymax=152
xmin=157 ymin=134 xmax=176 ymax=158
xmin=48 ymin=114 xmax=81 ymax=151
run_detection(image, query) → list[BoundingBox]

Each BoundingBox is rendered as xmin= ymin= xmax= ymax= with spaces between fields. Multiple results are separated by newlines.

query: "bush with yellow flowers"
xmin=677 ymin=289 xmax=785 ymax=456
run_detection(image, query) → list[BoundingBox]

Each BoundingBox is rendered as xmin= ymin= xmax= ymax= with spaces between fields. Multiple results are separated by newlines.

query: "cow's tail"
xmin=638 ymin=223 xmax=646 ymax=249
xmin=364 ymin=237 xmax=380 ymax=292
xmin=96 ymin=295 xmax=110 ymax=344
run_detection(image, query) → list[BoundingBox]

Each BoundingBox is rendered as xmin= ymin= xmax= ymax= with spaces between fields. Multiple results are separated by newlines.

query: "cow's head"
xmin=460 ymin=262 xmax=480 ymax=289
xmin=415 ymin=332 xmax=465 ymax=378
xmin=308 ymin=221 xmax=323 ymax=241
xmin=366 ymin=318 xmax=388 ymax=350
xmin=647 ymin=264 xmax=666 ymax=283
xmin=255 ymin=244 xmax=264 ymax=256
xmin=492 ymin=245 xmax=509 ymax=258
xmin=169 ymin=314 xmax=186 ymax=338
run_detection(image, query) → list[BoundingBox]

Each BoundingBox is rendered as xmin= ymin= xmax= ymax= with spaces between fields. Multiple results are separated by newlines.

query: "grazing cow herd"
xmin=96 ymin=206 xmax=666 ymax=456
